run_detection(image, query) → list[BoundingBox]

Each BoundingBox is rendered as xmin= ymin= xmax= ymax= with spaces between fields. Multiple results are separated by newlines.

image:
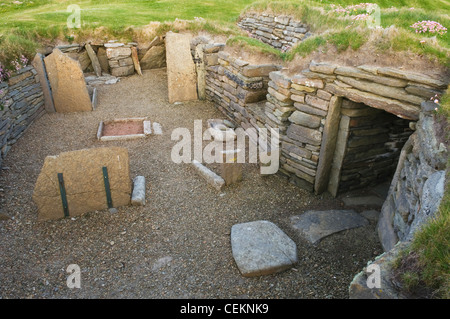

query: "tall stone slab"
xmin=44 ymin=48 xmax=92 ymax=113
xmin=165 ymin=32 xmax=198 ymax=103
xmin=33 ymin=147 xmax=132 ymax=221
xmin=31 ymin=53 xmax=56 ymax=113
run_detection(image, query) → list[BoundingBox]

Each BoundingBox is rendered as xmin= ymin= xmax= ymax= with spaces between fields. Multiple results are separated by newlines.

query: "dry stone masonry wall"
xmin=0 ymin=66 xmax=45 ymax=167
xmin=198 ymin=41 xmax=447 ymax=196
xmin=238 ymin=13 xmax=311 ymax=51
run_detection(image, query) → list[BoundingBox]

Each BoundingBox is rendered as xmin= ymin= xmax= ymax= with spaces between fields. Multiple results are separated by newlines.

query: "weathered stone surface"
xmin=290 ymin=210 xmax=368 ymax=244
xmin=97 ymin=47 xmax=110 ymax=73
xmin=106 ymin=47 xmax=132 ymax=60
xmin=377 ymin=67 xmax=447 ymax=89
xmin=231 ymin=220 xmax=298 ymax=277
xmin=288 ymin=110 xmax=321 ymax=128
xmin=326 ymin=83 xmax=420 ymax=120
xmin=131 ymin=47 xmax=143 ymax=76
xmin=131 ymin=175 xmax=146 ymax=206
xmin=165 ymin=32 xmax=198 ymax=103
xmin=286 ymin=123 xmax=322 ymax=146
xmin=111 ymin=65 xmax=134 ymax=77
xmin=44 ymin=49 xmax=92 ymax=113
xmin=140 ymin=45 xmax=166 ymax=70
xmin=335 ymin=66 xmax=408 ymax=87
xmin=349 ymin=241 xmax=409 ymax=299
xmin=33 ymin=147 xmax=132 ymax=221
xmin=31 ymin=53 xmax=56 ymax=113
xmin=336 ymin=75 xmax=424 ymax=105
xmin=85 ymin=44 xmax=102 ymax=77
xmin=192 ymin=159 xmax=225 ymax=191
xmin=242 ymin=64 xmax=280 ymax=77
xmin=314 ymin=96 xmax=341 ymax=194
xmin=407 ymin=170 xmax=445 ymax=240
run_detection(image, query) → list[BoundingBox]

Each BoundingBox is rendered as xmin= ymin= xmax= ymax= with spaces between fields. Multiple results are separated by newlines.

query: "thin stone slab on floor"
xmin=231 ymin=220 xmax=298 ymax=277
xmin=290 ymin=210 xmax=369 ymax=244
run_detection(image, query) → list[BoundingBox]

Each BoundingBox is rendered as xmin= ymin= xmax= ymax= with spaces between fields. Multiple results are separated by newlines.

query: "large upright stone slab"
xmin=231 ymin=220 xmax=298 ymax=277
xmin=44 ymin=49 xmax=92 ymax=113
xmin=33 ymin=147 xmax=131 ymax=221
xmin=165 ymin=32 xmax=198 ymax=103
xmin=31 ymin=53 xmax=56 ymax=113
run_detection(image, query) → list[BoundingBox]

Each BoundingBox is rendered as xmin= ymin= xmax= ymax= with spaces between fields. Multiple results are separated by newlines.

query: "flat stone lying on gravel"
xmin=290 ymin=210 xmax=369 ymax=244
xmin=131 ymin=176 xmax=146 ymax=206
xmin=192 ymin=160 xmax=225 ymax=191
xmin=231 ymin=220 xmax=298 ymax=277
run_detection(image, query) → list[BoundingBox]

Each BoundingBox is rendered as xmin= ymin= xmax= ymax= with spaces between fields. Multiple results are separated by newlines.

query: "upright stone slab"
xmin=231 ymin=220 xmax=298 ymax=277
xmin=165 ymin=32 xmax=198 ymax=103
xmin=85 ymin=44 xmax=102 ymax=77
xmin=31 ymin=53 xmax=56 ymax=113
xmin=33 ymin=147 xmax=131 ymax=221
xmin=44 ymin=48 xmax=92 ymax=113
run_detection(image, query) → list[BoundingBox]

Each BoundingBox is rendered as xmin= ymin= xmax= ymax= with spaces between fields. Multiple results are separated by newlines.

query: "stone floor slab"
xmin=290 ymin=210 xmax=369 ymax=244
xmin=231 ymin=220 xmax=298 ymax=277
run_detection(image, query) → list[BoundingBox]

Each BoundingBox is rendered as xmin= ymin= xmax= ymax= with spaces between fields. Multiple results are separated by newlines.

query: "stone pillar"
xmin=220 ymin=148 xmax=242 ymax=185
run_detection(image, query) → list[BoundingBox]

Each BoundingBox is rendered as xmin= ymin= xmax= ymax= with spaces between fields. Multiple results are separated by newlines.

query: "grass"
xmin=1 ymin=0 xmax=449 ymax=66
xmin=237 ymin=1 xmax=450 ymax=66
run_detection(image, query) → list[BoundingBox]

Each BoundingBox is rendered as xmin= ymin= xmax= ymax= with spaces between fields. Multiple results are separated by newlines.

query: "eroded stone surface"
xmin=231 ymin=220 xmax=298 ymax=277
xmin=33 ymin=147 xmax=131 ymax=220
xmin=44 ymin=49 xmax=92 ymax=113
xmin=165 ymin=32 xmax=198 ymax=103
xmin=290 ymin=210 xmax=369 ymax=244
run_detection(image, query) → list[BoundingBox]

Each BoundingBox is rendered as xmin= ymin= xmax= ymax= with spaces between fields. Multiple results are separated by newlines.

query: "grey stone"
xmin=290 ymin=210 xmax=369 ymax=244
xmin=111 ymin=65 xmax=134 ymax=77
xmin=349 ymin=241 xmax=410 ymax=299
xmin=361 ymin=210 xmax=380 ymax=222
xmin=192 ymin=160 xmax=225 ymax=191
xmin=140 ymin=45 xmax=166 ymax=70
xmin=231 ymin=220 xmax=298 ymax=277
xmin=407 ymin=170 xmax=445 ymax=240
xmin=131 ymin=176 xmax=146 ymax=206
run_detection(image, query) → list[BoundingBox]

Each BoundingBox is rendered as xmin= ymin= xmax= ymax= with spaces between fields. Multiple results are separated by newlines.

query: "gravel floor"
xmin=0 ymin=69 xmax=383 ymax=299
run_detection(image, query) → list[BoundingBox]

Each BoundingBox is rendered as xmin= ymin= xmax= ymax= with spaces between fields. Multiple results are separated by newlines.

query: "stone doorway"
xmin=327 ymin=98 xmax=414 ymax=197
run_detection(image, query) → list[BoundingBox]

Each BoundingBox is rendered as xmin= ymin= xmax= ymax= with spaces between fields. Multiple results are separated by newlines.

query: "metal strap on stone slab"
xmin=57 ymin=173 xmax=69 ymax=218
xmin=102 ymin=166 xmax=113 ymax=208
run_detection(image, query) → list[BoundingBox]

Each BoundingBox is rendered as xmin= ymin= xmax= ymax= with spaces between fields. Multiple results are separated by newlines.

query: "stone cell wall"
xmin=0 ymin=66 xmax=45 ymax=167
xmin=337 ymin=100 xmax=412 ymax=194
xmin=201 ymin=47 xmax=447 ymax=195
xmin=238 ymin=13 xmax=310 ymax=51
xmin=202 ymin=45 xmax=282 ymax=148
xmin=377 ymin=103 xmax=448 ymax=252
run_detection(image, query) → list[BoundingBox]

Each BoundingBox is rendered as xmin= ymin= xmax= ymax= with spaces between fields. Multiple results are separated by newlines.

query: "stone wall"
xmin=199 ymin=46 xmax=447 ymax=196
xmin=0 ymin=66 xmax=45 ymax=167
xmin=238 ymin=13 xmax=311 ymax=52
xmin=202 ymin=45 xmax=282 ymax=149
xmin=56 ymin=37 xmax=166 ymax=78
xmin=377 ymin=102 xmax=448 ymax=252
xmin=336 ymin=100 xmax=412 ymax=194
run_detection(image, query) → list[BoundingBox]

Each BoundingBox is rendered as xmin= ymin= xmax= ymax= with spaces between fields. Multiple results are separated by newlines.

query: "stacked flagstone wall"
xmin=238 ymin=13 xmax=311 ymax=52
xmin=0 ymin=66 xmax=45 ymax=167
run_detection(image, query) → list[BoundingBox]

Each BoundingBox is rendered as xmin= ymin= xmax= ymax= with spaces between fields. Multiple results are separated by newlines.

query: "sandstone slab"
xmin=165 ymin=32 xmax=198 ymax=103
xmin=33 ymin=147 xmax=131 ymax=221
xmin=44 ymin=49 xmax=92 ymax=113
xmin=31 ymin=53 xmax=56 ymax=113
xmin=231 ymin=220 xmax=298 ymax=277
xmin=290 ymin=210 xmax=368 ymax=244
